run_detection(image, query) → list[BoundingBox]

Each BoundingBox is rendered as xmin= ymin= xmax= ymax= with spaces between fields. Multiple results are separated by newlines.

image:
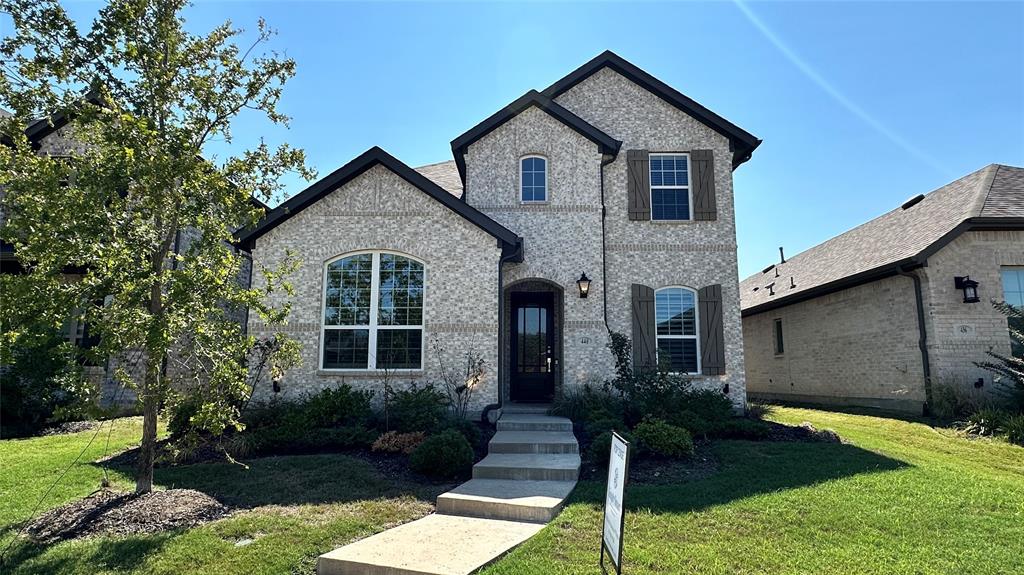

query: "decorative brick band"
xmin=606 ymin=243 xmax=736 ymax=253
xmin=426 ymin=322 xmax=497 ymax=333
xmin=249 ymin=322 xmax=319 ymax=334
xmin=564 ymin=320 xmax=607 ymax=329
xmin=476 ymin=204 xmax=601 ymax=213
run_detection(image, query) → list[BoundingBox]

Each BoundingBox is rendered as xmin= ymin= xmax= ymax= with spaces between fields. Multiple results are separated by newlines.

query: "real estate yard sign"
xmin=600 ymin=431 xmax=631 ymax=574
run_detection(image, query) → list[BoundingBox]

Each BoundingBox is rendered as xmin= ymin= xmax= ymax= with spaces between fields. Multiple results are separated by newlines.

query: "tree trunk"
xmin=135 ymin=360 xmax=160 ymax=494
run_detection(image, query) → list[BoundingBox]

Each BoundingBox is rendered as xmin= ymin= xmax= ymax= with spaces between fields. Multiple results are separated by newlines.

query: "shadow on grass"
xmin=572 ymin=440 xmax=908 ymax=515
xmin=132 ymin=453 xmax=447 ymax=509
xmin=2 ymin=532 xmax=172 ymax=574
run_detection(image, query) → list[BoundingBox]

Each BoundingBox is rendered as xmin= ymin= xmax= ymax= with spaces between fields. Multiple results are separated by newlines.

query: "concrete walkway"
xmin=317 ymin=409 xmax=580 ymax=575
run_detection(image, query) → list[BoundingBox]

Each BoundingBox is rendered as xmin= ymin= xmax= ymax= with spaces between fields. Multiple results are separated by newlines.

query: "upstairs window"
xmin=521 ymin=156 xmax=547 ymax=202
xmin=654 ymin=287 xmax=700 ymax=373
xmin=650 ymin=154 xmax=691 ymax=220
xmin=322 ymin=252 xmax=424 ymax=370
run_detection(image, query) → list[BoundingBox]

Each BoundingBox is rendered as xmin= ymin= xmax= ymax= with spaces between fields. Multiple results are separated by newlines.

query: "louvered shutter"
xmin=631 ymin=283 xmax=656 ymax=373
xmin=691 ymin=149 xmax=717 ymax=221
xmin=698 ymin=284 xmax=726 ymax=375
xmin=627 ymin=150 xmax=651 ymax=221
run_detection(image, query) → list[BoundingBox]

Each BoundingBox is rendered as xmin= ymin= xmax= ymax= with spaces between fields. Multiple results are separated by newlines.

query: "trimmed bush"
xmin=586 ymin=430 xmax=637 ymax=466
xmin=251 ymin=425 xmax=375 ymax=454
xmin=441 ymin=417 xmax=483 ymax=449
xmin=634 ymin=417 xmax=694 ymax=458
xmin=409 ymin=430 xmax=474 ymax=479
xmin=372 ymin=431 xmax=427 ymax=454
xmin=388 ymin=383 xmax=448 ymax=433
xmin=304 ymin=385 xmax=375 ymax=427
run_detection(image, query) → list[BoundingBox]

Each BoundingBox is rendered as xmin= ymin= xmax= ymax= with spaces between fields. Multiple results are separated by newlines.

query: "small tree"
xmin=976 ymin=301 xmax=1024 ymax=412
xmin=0 ymin=0 xmax=312 ymax=493
xmin=432 ymin=336 xmax=486 ymax=420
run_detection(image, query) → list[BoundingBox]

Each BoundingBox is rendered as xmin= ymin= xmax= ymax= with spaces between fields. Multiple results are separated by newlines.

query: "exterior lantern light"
xmin=954 ymin=276 xmax=980 ymax=304
xmin=576 ymin=272 xmax=591 ymax=299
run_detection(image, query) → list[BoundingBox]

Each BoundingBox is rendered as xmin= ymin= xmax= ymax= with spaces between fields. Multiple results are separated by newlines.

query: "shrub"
xmin=1003 ymin=415 xmax=1024 ymax=446
xmin=670 ymin=410 xmax=713 ymax=438
xmin=440 ymin=417 xmax=483 ymax=450
xmin=372 ymin=431 xmax=427 ymax=454
xmin=717 ymin=418 xmax=772 ymax=440
xmin=168 ymin=395 xmax=202 ymax=440
xmin=251 ymin=424 xmax=375 ymax=454
xmin=303 ymin=385 xmax=375 ymax=428
xmin=551 ymin=384 xmax=622 ymax=423
xmin=962 ymin=408 xmax=1009 ymax=436
xmin=409 ymin=429 xmax=474 ymax=479
xmin=586 ymin=430 xmax=638 ymax=466
xmin=388 ymin=383 xmax=448 ymax=433
xmin=930 ymin=381 xmax=990 ymax=420
xmin=746 ymin=402 xmax=774 ymax=421
xmin=634 ymin=417 xmax=694 ymax=458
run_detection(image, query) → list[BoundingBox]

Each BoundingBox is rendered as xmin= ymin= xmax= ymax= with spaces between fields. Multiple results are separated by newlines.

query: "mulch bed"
xmin=25 ymin=489 xmax=228 ymax=544
xmin=39 ymin=421 xmax=100 ymax=436
xmin=766 ymin=420 xmax=843 ymax=443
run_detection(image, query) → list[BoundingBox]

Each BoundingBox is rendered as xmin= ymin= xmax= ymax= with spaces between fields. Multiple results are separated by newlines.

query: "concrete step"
xmin=317 ymin=513 xmax=542 ymax=575
xmin=436 ymin=479 xmax=577 ymax=523
xmin=496 ymin=414 xmax=572 ymax=432
xmin=472 ymin=453 xmax=581 ymax=481
xmin=488 ymin=430 xmax=579 ymax=454
xmin=501 ymin=403 xmax=551 ymax=415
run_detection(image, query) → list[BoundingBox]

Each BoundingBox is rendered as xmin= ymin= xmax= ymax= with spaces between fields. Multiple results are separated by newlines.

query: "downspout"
xmin=896 ymin=264 xmax=932 ymax=414
xmin=599 ymin=154 xmax=614 ymax=333
xmin=482 ymin=239 xmax=522 ymax=424
xmin=238 ymin=246 xmax=254 ymax=336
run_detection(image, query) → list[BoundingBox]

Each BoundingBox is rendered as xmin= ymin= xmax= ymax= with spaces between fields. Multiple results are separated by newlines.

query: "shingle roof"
xmin=740 ymin=164 xmax=1024 ymax=315
xmin=414 ymin=160 xmax=462 ymax=198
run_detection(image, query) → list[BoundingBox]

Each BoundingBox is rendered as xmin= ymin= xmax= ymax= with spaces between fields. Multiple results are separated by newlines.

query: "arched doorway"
xmin=503 ymin=279 xmax=564 ymax=403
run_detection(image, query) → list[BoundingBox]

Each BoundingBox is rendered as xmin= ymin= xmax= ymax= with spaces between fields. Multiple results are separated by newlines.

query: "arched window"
xmin=322 ymin=251 xmax=424 ymax=370
xmin=654 ymin=287 xmax=700 ymax=374
xmin=520 ymin=156 xmax=547 ymax=202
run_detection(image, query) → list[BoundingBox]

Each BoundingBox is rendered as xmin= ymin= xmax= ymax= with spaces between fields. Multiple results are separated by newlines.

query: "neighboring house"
xmin=740 ymin=164 xmax=1024 ymax=414
xmin=240 ymin=51 xmax=761 ymax=417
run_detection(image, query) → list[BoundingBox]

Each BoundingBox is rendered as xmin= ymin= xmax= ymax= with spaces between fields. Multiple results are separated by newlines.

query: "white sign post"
xmin=600 ymin=431 xmax=631 ymax=575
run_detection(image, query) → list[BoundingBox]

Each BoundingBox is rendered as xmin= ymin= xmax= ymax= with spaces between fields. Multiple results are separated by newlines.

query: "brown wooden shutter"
xmin=627 ymin=150 xmax=651 ymax=221
xmin=691 ymin=149 xmax=717 ymax=221
xmin=698 ymin=284 xmax=726 ymax=375
xmin=631 ymin=283 xmax=656 ymax=373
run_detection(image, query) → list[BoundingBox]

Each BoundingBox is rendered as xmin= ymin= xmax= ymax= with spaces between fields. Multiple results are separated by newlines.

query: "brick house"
xmin=741 ymin=164 xmax=1024 ymax=414
xmin=239 ymin=51 xmax=761 ymax=417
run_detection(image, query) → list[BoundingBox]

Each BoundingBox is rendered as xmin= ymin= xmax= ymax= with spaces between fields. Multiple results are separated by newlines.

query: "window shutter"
xmin=691 ymin=149 xmax=717 ymax=221
xmin=698 ymin=284 xmax=726 ymax=375
xmin=626 ymin=150 xmax=650 ymax=221
xmin=631 ymin=283 xmax=656 ymax=373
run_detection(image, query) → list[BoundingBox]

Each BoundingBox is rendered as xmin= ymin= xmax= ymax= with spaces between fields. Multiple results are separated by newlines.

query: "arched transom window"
xmin=322 ymin=252 xmax=424 ymax=370
xmin=654 ymin=287 xmax=700 ymax=374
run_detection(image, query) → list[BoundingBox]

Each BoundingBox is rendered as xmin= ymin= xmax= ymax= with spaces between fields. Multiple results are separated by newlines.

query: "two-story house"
xmin=239 ymin=51 xmax=761 ymax=417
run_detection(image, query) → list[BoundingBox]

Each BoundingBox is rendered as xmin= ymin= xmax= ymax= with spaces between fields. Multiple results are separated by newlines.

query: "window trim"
xmin=773 ymin=318 xmax=785 ymax=356
xmin=519 ymin=154 xmax=548 ymax=204
xmin=319 ymin=250 xmax=426 ymax=372
xmin=649 ymin=152 xmax=692 ymax=221
xmin=653 ymin=285 xmax=701 ymax=375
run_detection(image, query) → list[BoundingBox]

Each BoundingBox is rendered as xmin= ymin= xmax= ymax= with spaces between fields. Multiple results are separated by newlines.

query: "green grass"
xmin=2 ymin=407 xmax=1022 ymax=574
xmin=482 ymin=407 xmax=1024 ymax=575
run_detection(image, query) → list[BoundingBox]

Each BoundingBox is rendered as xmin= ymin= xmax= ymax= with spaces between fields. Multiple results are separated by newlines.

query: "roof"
xmin=414 ymin=160 xmax=462 ymax=198
xmin=740 ymin=164 xmax=1024 ymax=316
xmin=542 ymin=50 xmax=762 ymax=169
xmin=450 ymin=89 xmax=622 ymax=185
xmin=237 ymin=146 xmax=522 ymax=259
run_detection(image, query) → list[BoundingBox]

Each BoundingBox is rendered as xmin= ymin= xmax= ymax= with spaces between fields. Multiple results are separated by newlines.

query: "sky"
xmin=34 ymin=1 xmax=1024 ymax=277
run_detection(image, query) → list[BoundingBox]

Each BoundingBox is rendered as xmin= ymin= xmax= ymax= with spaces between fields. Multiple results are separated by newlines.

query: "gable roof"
xmin=740 ymin=164 xmax=1024 ymax=316
xmin=237 ymin=146 xmax=522 ymax=258
xmin=542 ymin=50 xmax=761 ymax=169
xmin=414 ymin=160 xmax=462 ymax=198
xmin=450 ymin=89 xmax=622 ymax=185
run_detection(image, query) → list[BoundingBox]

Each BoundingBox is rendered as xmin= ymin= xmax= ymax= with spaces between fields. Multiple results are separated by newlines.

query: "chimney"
xmin=779 ymin=246 xmax=786 ymax=264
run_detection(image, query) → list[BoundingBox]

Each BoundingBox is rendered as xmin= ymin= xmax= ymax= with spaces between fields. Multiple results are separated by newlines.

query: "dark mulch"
xmin=25 ymin=489 xmax=228 ymax=544
xmin=579 ymin=441 xmax=719 ymax=483
xmin=766 ymin=420 xmax=843 ymax=443
xmin=39 ymin=421 xmax=100 ymax=436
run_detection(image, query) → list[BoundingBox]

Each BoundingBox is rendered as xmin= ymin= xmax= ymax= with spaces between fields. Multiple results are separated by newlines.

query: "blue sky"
xmin=49 ymin=1 xmax=1024 ymax=277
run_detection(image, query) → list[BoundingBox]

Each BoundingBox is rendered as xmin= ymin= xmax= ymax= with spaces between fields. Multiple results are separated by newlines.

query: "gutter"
xmin=896 ymin=264 xmax=932 ymax=414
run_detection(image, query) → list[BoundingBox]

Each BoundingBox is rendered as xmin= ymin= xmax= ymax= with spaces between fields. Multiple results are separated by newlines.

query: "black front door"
xmin=510 ymin=292 xmax=556 ymax=402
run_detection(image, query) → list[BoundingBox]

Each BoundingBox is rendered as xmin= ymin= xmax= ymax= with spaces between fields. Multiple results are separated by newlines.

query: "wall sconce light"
xmin=576 ymin=272 xmax=591 ymax=299
xmin=954 ymin=276 xmax=980 ymax=304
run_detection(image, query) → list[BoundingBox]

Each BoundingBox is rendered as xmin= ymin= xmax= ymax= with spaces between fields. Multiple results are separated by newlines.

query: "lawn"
xmin=1 ymin=407 xmax=1022 ymax=574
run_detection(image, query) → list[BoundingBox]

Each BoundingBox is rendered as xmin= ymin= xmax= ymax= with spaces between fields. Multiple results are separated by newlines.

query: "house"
xmin=740 ymin=164 xmax=1024 ymax=414
xmin=239 ymin=51 xmax=761 ymax=416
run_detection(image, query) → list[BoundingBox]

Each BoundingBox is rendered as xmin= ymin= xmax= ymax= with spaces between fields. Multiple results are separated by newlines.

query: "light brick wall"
xmin=555 ymin=68 xmax=747 ymax=408
xmin=743 ymin=274 xmax=926 ymax=413
xmin=919 ymin=230 xmax=1024 ymax=395
xmin=249 ymin=165 xmax=503 ymax=414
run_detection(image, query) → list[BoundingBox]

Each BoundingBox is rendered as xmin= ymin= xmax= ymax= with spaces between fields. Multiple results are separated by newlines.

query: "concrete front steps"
xmin=317 ymin=411 xmax=580 ymax=575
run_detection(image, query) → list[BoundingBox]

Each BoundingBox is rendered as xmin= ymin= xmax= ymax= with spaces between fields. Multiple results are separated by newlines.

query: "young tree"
xmin=0 ymin=0 xmax=311 ymax=492
xmin=977 ymin=302 xmax=1024 ymax=412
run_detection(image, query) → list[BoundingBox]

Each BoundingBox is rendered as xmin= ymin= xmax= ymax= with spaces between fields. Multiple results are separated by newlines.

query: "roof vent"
xmin=762 ymin=264 xmax=775 ymax=274
xmin=901 ymin=194 xmax=925 ymax=210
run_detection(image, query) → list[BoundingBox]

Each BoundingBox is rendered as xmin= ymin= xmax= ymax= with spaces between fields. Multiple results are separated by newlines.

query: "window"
xmin=654 ymin=287 xmax=700 ymax=373
xmin=1001 ymin=267 xmax=1024 ymax=358
xmin=773 ymin=318 xmax=785 ymax=355
xmin=650 ymin=154 xmax=691 ymax=221
xmin=322 ymin=252 xmax=424 ymax=370
xmin=520 ymin=156 xmax=547 ymax=202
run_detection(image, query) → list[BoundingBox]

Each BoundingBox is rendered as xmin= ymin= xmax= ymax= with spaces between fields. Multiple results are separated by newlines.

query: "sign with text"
xmin=600 ymin=431 xmax=631 ymax=574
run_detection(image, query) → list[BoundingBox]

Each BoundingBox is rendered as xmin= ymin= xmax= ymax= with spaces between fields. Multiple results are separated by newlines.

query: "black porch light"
xmin=576 ymin=272 xmax=591 ymax=299
xmin=954 ymin=276 xmax=980 ymax=304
